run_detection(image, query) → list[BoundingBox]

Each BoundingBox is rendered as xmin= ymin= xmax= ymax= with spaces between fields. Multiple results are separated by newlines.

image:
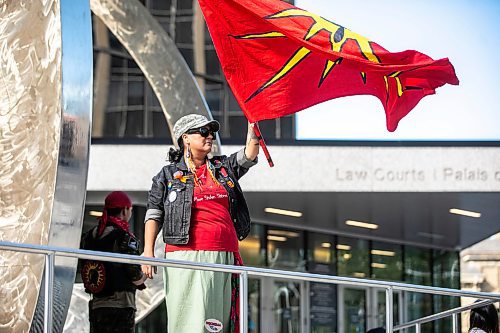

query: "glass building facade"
xmin=80 ymin=206 xmax=459 ymax=333
xmin=91 ymin=0 xmax=295 ymax=142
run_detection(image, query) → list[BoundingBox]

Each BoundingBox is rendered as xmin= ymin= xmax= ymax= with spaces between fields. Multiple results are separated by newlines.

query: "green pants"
xmin=164 ymin=251 xmax=234 ymax=333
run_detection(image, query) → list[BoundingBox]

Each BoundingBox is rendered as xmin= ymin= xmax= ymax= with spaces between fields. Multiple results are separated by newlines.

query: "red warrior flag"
xmin=198 ymin=0 xmax=459 ymax=132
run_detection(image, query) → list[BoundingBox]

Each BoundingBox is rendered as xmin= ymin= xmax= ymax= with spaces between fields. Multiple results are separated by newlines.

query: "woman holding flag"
xmin=141 ymin=114 xmax=259 ymax=333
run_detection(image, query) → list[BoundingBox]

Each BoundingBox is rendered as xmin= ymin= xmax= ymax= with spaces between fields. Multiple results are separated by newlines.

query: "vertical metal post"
xmin=44 ymin=253 xmax=55 ymax=333
xmin=239 ymin=271 xmax=248 ymax=333
xmin=452 ymin=313 xmax=459 ymax=333
xmin=386 ymin=287 xmax=394 ymax=333
xmin=169 ymin=0 xmax=177 ymax=41
xmin=415 ymin=323 xmax=421 ymax=333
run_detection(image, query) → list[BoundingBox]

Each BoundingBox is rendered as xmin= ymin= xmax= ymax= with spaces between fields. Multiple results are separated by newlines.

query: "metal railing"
xmin=1 ymin=240 xmax=499 ymax=333
xmin=393 ymin=299 xmax=495 ymax=332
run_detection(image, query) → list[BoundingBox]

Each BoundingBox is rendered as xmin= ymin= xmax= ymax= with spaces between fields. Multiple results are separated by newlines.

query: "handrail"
xmin=2 ymin=240 xmax=500 ymax=333
xmin=1 ymin=241 xmax=499 ymax=300
xmin=394 ymin=299 xmax=495 ymax=331
xmin=44 ymin=253 xmax=55 ymax=333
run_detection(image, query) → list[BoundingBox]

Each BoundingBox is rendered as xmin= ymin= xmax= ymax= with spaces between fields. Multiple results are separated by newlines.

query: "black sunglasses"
xmin=185 ymin=127 xmax=217 ymax=138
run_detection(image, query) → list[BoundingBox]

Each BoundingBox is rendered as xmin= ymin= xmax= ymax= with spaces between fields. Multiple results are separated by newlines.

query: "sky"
xmin=294 ymin=0 xmax=500 ymax=141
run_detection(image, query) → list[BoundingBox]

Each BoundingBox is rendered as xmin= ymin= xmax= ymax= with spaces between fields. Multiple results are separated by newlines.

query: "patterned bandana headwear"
xmin=97 ymin=191 xmax=132 ymax=236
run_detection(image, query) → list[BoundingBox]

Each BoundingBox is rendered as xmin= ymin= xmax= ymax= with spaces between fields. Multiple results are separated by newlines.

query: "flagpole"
xmin=252 ymin=122 xmax=274 ymax=167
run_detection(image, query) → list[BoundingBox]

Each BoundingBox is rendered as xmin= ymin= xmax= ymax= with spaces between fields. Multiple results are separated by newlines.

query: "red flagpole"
xmin=252 ymin=122 xmax=274 ymax=167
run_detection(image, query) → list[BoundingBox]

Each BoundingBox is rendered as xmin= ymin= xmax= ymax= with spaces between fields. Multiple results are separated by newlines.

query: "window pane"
xmin=146 ymin=82 xmax=161 ymax=107
xmin=240 ymin=224 xmax=266 ymax=267
xmin=433 ymin=250 xmax=460 ymax=333
xmin=404 ymin=246 xmax=432 ymax=285
xmin=177 ymin=1 xmax=192 ymax=10
xmin=267 ymin=227 xmax=305 ymax=271
xmin=337 ymin=237 xmax=369 ymax=278
xmin=433 ymin=250 xmax=460 ymax=289
xmin=110 ymin=54 xmax=126 ymax=68
xmin=104 ymin=112 xmax=125 ymax=137
xmin=175 ymin=20 xmax=192 ymax=44
xmin=109 ymin=33 xmax=124 ymax=51
xmin=128 ymin=80 xmax=144 ymax=106
xmin=274 ymin=280 xmax=302 ymax=333
xmin=404 ymin=246 xmax=433 ymax=333
xmin=108 ymin=81 xmax=127 ymax=107
xmin=127 ymin=58 xmax=140 ymax=69
xmin=343 ymin=288 xmax=366 ymax=333
xmin=124 ymin=110 xmax=144 ymax=137
xmin=150 ymin=0 xmax=171 ymax=11
xmin=370 ymin=241 xmax=402 ymax=281
xmin=257 ymin=119 xmax=277 ymax=140
xmin=205 ymin=49 xmax=221 ymax=76
xmin=248 ymin=279 xmax=261 ymax=333
xmin=307 ymin=232 xmax=336 ymax=273
xmin=205 ymin=84 xmax=222 ymax=111
xmin=178 ymin=48 xmax=194 ymax=69
xmin=280 ymin=116 xmax=295 ymax=139
xmin=152 ymin=111 xmax=171 ymax=139
xmin=159 ymin=20 xmax=170 ymax=34
xmin=227 ymin=116 xmax=248 ymax=140
xmin=224 ymin=88 xmax=241 ymax=112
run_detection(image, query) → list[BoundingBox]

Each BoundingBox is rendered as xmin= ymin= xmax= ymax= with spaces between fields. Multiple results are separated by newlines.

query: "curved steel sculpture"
xmin=1 ymin=0 xmax=217 ymax=331
xmin=0 ymin=1 xmax=62 ymax=331
xmin=0 ymin=0 xmax=92 ymax=332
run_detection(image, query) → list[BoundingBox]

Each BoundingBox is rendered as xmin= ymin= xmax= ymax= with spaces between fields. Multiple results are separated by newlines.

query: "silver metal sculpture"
xmin=36 ymin=1 xmax=92 ymax=332
xmin=0 ymin=1 xmax=62 ymax=332
xmin=1 ymin=0 xmax=217 ymax=331
xmin=0 ymin=0 xmax=92 ymax=332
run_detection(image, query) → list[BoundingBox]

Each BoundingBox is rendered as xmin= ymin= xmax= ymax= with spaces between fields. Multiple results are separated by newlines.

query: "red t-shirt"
xmin=166 ymin=164 xmax=239 ymax=252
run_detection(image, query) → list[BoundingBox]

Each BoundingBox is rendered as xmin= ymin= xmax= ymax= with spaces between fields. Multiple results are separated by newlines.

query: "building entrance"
xmin=251 ymin=279 xmax=404 ymax=333
xmin=338 ymin=286 xmax=403 ymax=332
xmin=370 ymin=288 xmax=403 ymax=329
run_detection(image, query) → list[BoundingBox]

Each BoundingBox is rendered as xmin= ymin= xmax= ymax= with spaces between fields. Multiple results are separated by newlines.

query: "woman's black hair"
xmin=469 ymin=302 xmax=499 ymax=333
xmin=168 ymin=137 xmax=185 ymax=163
xmin=106 ymin=207 xmax=124 ymax=217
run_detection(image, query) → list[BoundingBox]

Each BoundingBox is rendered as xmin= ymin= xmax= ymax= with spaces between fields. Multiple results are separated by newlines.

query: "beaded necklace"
xmin=187 ymin=157 xmax=220 ymax=188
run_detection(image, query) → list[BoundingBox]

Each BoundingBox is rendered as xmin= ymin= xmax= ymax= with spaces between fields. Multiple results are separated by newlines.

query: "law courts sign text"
xmin=239 ymin=146 xmax=500 ymax=192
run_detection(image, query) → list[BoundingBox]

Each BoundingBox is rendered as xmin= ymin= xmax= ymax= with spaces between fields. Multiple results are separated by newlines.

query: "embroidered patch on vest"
xmin=81 ymin=260 xmax=106 ymax=293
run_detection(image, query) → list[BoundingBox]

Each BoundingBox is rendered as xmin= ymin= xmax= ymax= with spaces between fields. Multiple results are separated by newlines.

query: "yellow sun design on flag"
xmin=233 ymin=8 xmax=404 ymax=103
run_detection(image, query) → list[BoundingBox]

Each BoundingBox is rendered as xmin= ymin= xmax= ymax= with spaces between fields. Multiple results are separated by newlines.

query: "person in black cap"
xmin=81 ymin=191 xmax=147 ymax=333
xmin=141 ymin=114 xmax=259 ymax=333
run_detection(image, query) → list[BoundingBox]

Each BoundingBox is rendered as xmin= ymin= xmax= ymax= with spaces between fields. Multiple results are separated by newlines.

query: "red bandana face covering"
xmin=97 ymin=191 xmax=133 ymax=236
